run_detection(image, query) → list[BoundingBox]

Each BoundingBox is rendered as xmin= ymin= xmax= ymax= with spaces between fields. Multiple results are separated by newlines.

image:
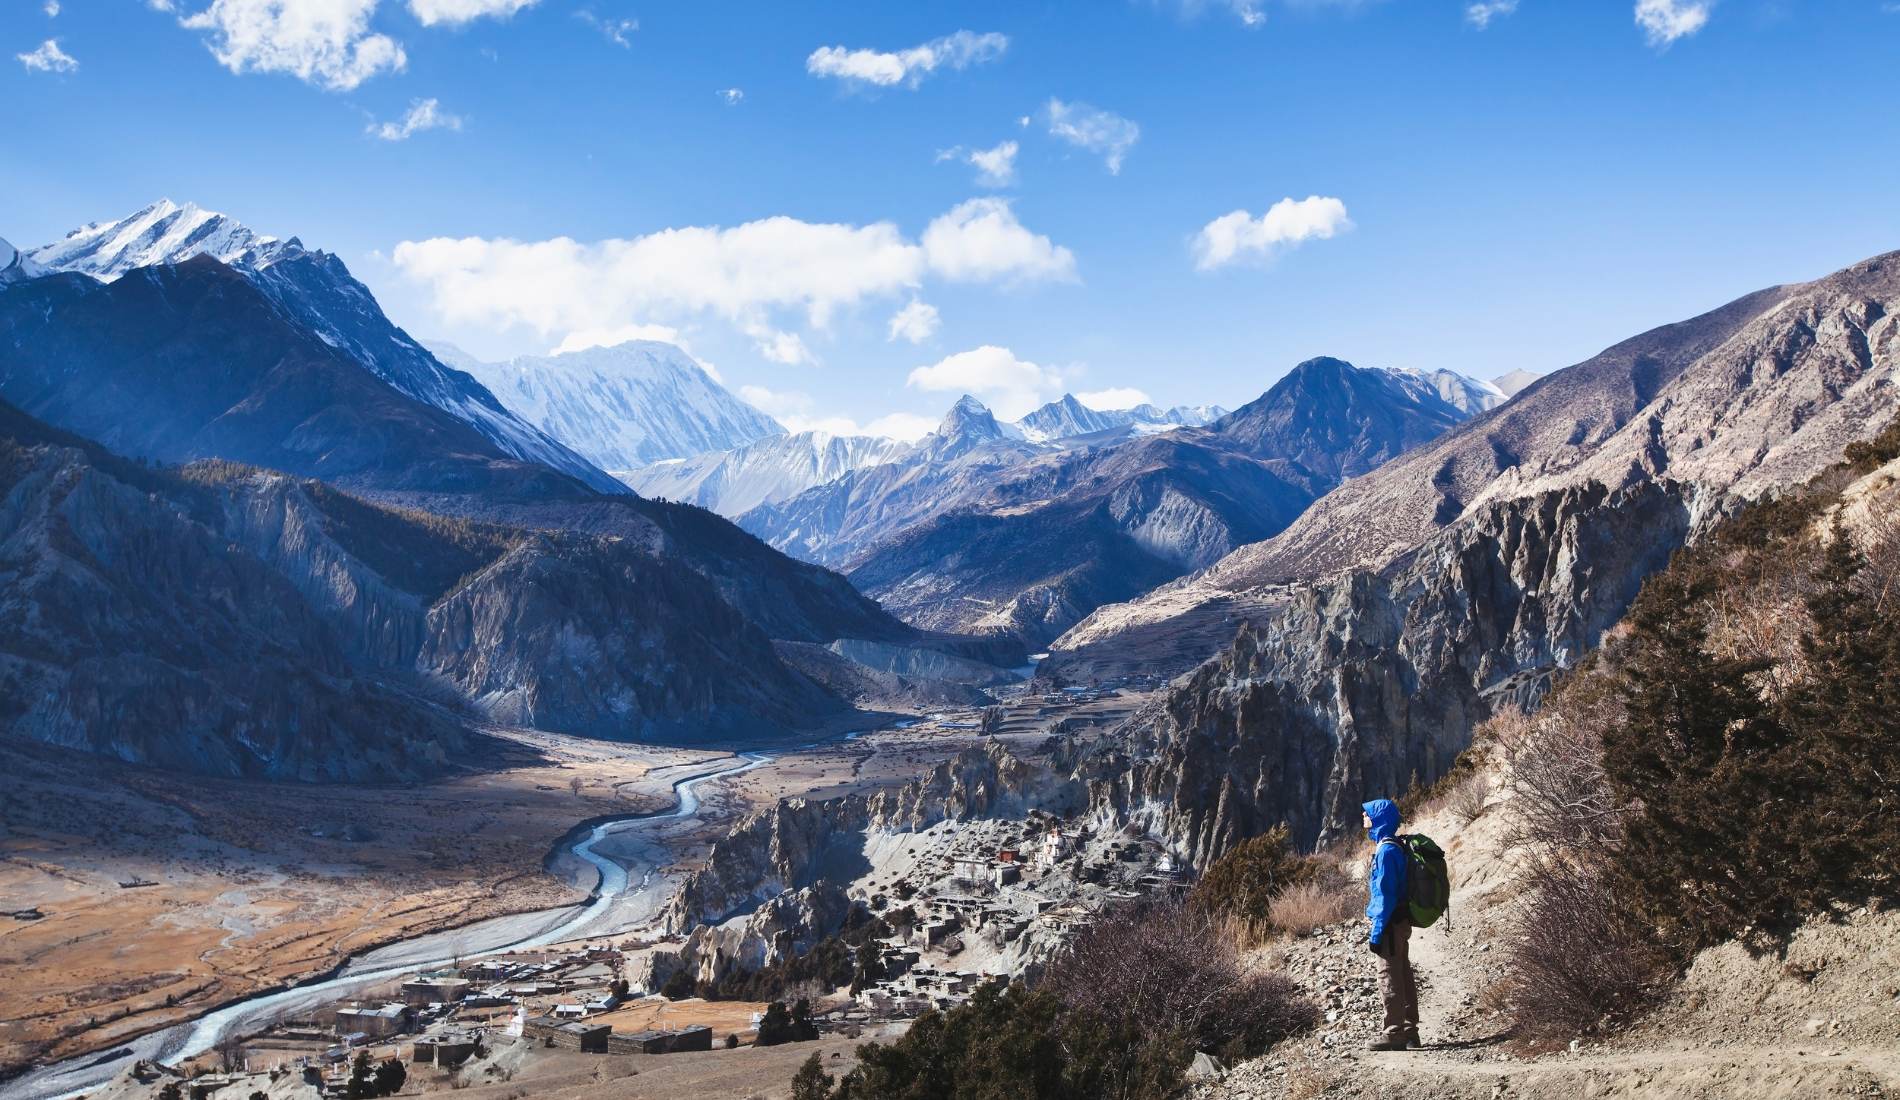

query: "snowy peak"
xmin=930 ymin=394 xmax=1026 ymax=456
xmin=0 ymin=236 xmax=43 ymax=285
xmin=620 ymin=430 xmax=913 ymax=516
xmin=1017 ymin=394 xmax=1122 ymax=441
xmin=1015 ymin=394 xmax=1230 ymax=442
xmin=1491 ymin=368 xmax=1541 ymax=397
xmin=28 ymin=199 xmax=295 ymax=281
xmin=451 ymin=340 xmax=786 ymax=470
xmin=1379 ymin=366 xmax=1507 ymax=416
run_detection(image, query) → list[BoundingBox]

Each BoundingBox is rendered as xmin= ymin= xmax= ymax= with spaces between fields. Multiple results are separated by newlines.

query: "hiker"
xmin=1363 ymin=797 xmax=1418 ymax=1051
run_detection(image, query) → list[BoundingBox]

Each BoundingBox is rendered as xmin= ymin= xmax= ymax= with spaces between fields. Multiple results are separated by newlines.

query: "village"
xmin=75 ymin=678 xmax=1179 ymax=1100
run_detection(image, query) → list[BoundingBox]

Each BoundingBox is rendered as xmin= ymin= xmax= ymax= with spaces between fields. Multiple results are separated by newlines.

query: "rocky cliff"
xmin=1084 ymin=478 xmax=1709 ymax=863
xmin=1075 ymin=250 xmax=1900 ymax=862
xmin=660 ymin=741 xmax=1081 ymax=933
xmin=0 ymin=400 xmax=860 ymax=777
xmin=1051 ymin=249 xmax=1900 ymax=682
xmin=0 ymin=419 xmax=479 ymax=781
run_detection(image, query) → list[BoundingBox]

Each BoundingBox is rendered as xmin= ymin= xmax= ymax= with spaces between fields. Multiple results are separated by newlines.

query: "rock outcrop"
xmin=1074 ymin=249 xmax=1900 ymax=862
xmin=637 ymin=883 xmax=856 ymax=994
xmin=1085 ymin=478 xmax=1707 ymax=862
xmin=660 ymin=742 xmax=1081 ymax=933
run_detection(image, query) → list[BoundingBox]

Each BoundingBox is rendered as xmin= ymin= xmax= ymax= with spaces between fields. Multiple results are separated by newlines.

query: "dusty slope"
xmin=1197 ymin=782 xmax=1900 ymax=1100
xmin=1055 ymin=249 xmax=1900 ymax=679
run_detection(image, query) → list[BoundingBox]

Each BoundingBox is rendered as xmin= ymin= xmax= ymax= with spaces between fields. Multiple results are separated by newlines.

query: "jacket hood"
xmin=1363 ymin=799 xmax=1401 ymax=842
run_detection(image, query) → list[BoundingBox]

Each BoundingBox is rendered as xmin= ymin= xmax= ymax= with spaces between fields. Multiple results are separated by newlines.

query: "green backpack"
xmin=1381 ymin=834 xmax=1451 ymax=929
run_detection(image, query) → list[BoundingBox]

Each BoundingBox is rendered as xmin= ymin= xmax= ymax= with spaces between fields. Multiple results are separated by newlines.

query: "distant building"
xmin=615 ymin=1025 xmax=713 ymax=1055
xmin=412 ymin=1032 xmax=480 ymax=1068
xmin=400 ymin=977 xmax=470 ymax=1007
xmin=525 ymin=1016 xmax=610 ymax=1053
xmin=336 ymin=1003 xmax=412 ymax=1038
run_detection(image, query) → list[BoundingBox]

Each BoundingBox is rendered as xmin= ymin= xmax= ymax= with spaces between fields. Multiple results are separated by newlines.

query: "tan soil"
xmin=1200 ymin=777 xmax=1900 ymax=1100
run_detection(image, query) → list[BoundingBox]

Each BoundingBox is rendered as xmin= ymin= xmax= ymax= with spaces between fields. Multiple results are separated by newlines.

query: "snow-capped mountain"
xmin=0 ymin=237 xmax=44 ymax=284
xmin=623 ymin=430 xmax=914 ymax=516
xmin=1491 ymin=368 xmax=1541 ymax=397
xmin=26 ymin=201 xmax=624 ymax=494
xmin=1383 ymin=367 xmax=1508 ymax=416
xmin=1015 ymin=394 xmax=1229 ymax=442
xmin=435 ymin=340 xmax=785 ymax=471
xmin=27 ymin=199 xmax=291 ymax=278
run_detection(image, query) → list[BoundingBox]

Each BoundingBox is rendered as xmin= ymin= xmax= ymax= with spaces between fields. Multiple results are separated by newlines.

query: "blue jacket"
xmin=1364 ymin=799 xmax=1407 ymax=945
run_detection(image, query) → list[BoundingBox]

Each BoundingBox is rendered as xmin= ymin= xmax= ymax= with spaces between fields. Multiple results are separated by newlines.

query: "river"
xmin=5 ymin=751 xmax=771 ymax=1100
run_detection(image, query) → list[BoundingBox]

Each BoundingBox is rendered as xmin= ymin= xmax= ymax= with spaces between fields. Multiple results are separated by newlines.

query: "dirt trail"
xmin=1200 ymin=782 xmax=1900 ymax=1100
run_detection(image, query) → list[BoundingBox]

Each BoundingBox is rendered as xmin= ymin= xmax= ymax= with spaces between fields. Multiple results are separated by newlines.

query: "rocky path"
xmin=1198 ymin=793 xmax=1900 ymax=1100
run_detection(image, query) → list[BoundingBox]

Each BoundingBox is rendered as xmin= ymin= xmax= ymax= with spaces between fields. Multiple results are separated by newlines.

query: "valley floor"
xmin=0 ymin=705 xmax=1044 ymax=1083
xmin=0 ymin=731 xmax=715 ymax=1077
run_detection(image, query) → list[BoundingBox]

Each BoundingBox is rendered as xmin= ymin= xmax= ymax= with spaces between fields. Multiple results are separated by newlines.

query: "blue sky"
xmin=7 ymin=0 xmax=1900 ymax=437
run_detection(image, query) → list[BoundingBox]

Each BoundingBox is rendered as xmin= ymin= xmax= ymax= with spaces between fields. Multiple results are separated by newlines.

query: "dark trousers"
xmin=1379 ymin=917 xmax=1418 ymax=1039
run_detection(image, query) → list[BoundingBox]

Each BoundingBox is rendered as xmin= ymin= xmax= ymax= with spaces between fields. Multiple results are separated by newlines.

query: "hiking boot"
xmin=1367 ymin=1033 xmax=1408 ymax=1051
xmin=1403 ymin=1031 xmax=1422 ymax=1050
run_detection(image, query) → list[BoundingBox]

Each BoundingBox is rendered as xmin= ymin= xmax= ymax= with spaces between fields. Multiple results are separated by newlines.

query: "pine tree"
xmin=1600 ymin=566 xmax=1790 ymax=952
xmin=791 ymin=1052 xmax=833 ymax=1100
xmin=756 ymin=1001 xmax=794 ymax=1046
xmin=1789 ymin=527 xmax=1900 ymax=902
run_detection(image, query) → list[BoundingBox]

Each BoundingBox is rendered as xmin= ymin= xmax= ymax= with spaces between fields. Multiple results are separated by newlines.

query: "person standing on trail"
xmin=1363 ymin=797 xmax=1419 ymax=1051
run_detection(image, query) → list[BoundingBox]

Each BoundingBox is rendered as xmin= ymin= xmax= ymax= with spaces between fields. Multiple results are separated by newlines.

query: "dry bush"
xmin=1281 ymin=1048 xmax=1347 ymax=1100
xmin=1501 ymin=664 xmax=1624 ymax=858
xmin=1442 ymin=771 xmax=1491 ymax=827
xmin=1042 ymin=896 xmax=1317 ymax=1060
xmin=1266 ymin=880 xmax=1355 ymax=938
xmin=1491 ymin=854 xmax=1670 ymax=1048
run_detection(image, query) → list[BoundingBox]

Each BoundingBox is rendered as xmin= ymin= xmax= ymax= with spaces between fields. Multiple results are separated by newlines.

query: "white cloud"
xmin=1077 ymin=387 xmax=1152 ymax=411
xmin=862 ymin=412 xmax=939 ymax=441
xmin=393 ymin=201 xmax=1073 ymax=364
xmin=906 ymin=345 xmax=1069 ymax=420
xmin=1635 ymin=0 xmax=1710 ymax=46
xmin=44 ymin=0 xmax=60 ymax=17
xmin=967 ymin=140 xmax=1018 ymax=187
xmin=408 ymin=0 xmax=535 ymax=27
xmin=935 ymin=140 xmax=1019 ymax=186
xmin=1193 ymin=195 xmax=1352 ymax=271
xmin=748 ymin=325 xmax=814 ymax=366
xmin=922 ymin=198 xmax=1076 ymax=284
xmin=806 ymin=30 xmax=1006 ymax=89
xmin=148 ymin=0 xmax=175 ymax=9
xmin=717 ymin=87 xmax=743 ymax=105
xmin=1215 ymin=0 xmax=1265 ymax=26
xmin=1044 ymin=99 xmax=1140 ymax=174
xmin=738 ymin=386 xmax=934 ymax=441
xmin=1465 ymin=0 xmax=1517 ymax=27
xmin=367 ymin=97 xmax=462 ymax=141
xmin=179 ymin=0 xmax=405 ymax=91
xmin=17 ymin=37 xmax=76 ymax=72
xmin=887 ymin=299 xmax=941 ymax=344
xmin=576 ymin=10 xmax=636 ymax=46
xmin=550 ymin=323 xmax=684 ymax=356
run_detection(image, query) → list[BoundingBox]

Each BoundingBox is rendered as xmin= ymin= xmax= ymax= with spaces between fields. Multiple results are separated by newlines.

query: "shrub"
xmin=1266 ymin=880 xmax=1355 ymax=938
xmin=1042 ymin=897 xmax=1316 ymax=1061
xmin=827 ymin=982 xmax=1184 ymax=1100
xmin=809 ymin=898 xmax=1314 ymax=1099
xmin=756 ymin=999 xmax=819 ymax=1046
xmin=791 ymin=1052 xmax=832 ymax=1100
xmin=1491 ymin=855 xmax=1670 ymax=1048
xmin=1191 ymin=825 xmax=1313 ymax=937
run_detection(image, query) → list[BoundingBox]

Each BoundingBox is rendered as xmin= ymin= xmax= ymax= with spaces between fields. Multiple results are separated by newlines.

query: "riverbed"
xmin=4 ymin=752 xmax=769 ymax=1100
